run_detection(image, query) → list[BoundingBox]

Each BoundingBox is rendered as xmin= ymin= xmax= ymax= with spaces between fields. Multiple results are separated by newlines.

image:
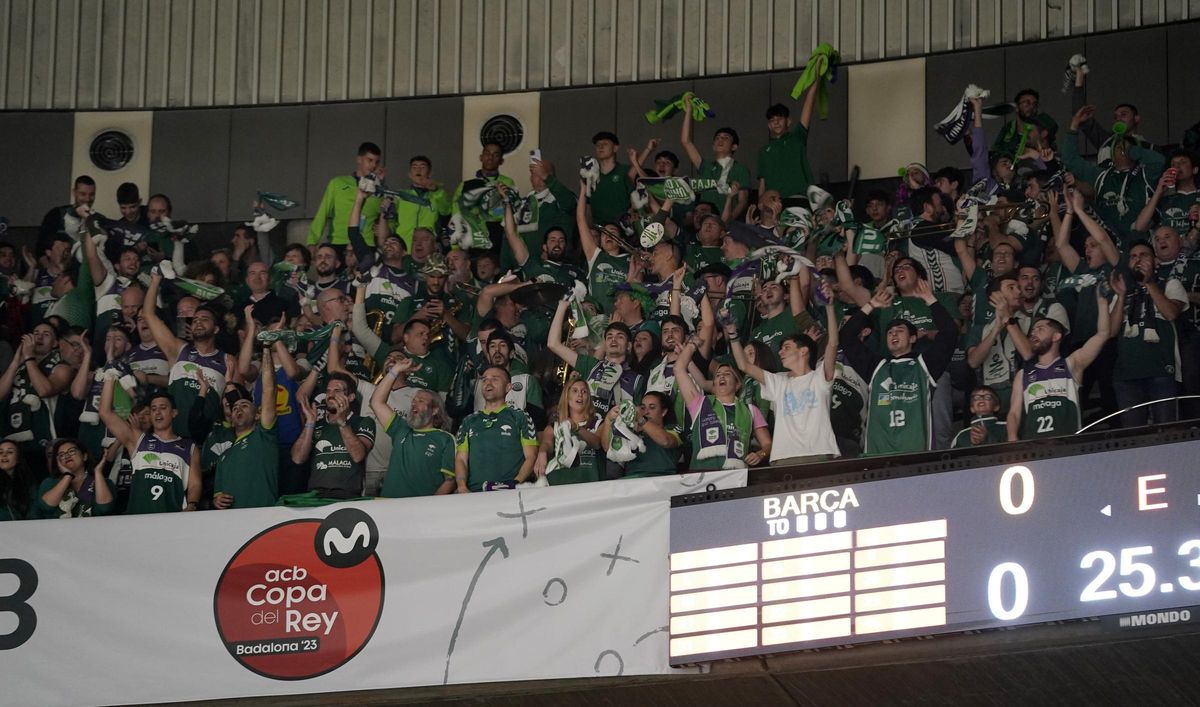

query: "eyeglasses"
xmin=970 ymin=394 xmax=998 ymax=403
xmin=56 ymin=448 xmax=80 ymax=461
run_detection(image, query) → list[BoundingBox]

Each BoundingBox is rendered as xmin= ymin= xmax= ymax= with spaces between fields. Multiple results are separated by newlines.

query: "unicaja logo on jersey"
xmin=213 ymin=508 xmax=385 ymax=680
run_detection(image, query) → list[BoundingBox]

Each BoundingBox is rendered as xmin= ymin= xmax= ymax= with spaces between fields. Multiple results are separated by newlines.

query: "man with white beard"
xmin=370 ymin=358 xmax=456 ymax=498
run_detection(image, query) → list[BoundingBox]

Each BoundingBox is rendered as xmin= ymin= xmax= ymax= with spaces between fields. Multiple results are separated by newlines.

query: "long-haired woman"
xmin=0 ymin=440 xmax=36 ymax=521
xmin=534 ymin=374 xmax=604 ymax=485
xmin=36 ymin=438 xmax=115 ymax=518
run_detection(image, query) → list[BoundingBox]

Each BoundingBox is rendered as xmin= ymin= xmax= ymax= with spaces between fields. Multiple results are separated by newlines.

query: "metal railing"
xmin=0 ymin=0 xmax=1192 ymax=111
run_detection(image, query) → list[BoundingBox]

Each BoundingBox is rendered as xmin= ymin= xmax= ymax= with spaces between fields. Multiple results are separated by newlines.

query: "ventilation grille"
xmin=479 ymin=114 xmax=524 ymax=154
xmin=89 ymin=130 xmax=135 ymax=171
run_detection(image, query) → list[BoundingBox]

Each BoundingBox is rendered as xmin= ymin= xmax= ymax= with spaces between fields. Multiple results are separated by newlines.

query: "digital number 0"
xmin=999 ymin=465 xmax=1035 ymax=515
xmin=987 ymin=562 xmax=1029 ymax=620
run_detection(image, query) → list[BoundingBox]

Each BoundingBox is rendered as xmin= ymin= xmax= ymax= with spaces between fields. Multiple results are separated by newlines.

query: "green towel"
xmin=790 ymin=43 xmax=840 ymax=119
xmin=644 ymin=91 xmax=715 ymax=125
xmin=275 ymin=490 xmax=374 ymax=507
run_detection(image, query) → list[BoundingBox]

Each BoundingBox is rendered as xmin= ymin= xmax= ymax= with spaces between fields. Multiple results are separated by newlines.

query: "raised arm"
xmin=237 ymin=305 xmax=259 ymax=381
xmin=259 ymin=345 xmax=277 ymax=429
xmin=1134 ymin=173 xmax=1172 ymax=233
xmin=834 ymin=252 xmax=871 ymax=306
xmin=370 ymin=358 xmax=414 ymax=424
xmin=672 ymin=337 xmax=704 ymax=405
xmin=577 ymin=181 xmax=599 ymax=263
xmin=99 ymin=376 xmax=139 ymax=453
xmin=798 ymin=79 xmax=819 ymax=130
xmin=69 ymin=338 xmax=93 ymax=401
xmin=726 ymin=326 xmax=765 ymax=384
xmin=143 ymin=271 xmax=185 ymax=362
xmin=546 ymin=299 xmax=580 ymax=370
xmin=1054 ymin=196 xmax=1082 ymax=273
xmin=1006 ymin=368 xmax=1025 ymax=441
xmin=501 ymin=197 xmax=532 ymax=266
xmin=1067 ymin=288 xmax=1113 ymax=377
xmin=350 ymin=282 xmax=383 ymax=359
xmin=1073 ymin=195 xmax=1120 ymax=267
xmin=821 ymin=291 xmax=838 ymax=382
xmin=680 ymin=95 xmax=703 ymax=169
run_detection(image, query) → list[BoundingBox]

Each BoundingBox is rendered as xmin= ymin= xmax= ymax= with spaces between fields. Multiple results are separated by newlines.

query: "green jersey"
xmin=519 ymin=252 xmax=585 ymax=288
xmin=1156 ymin=189 xmax=1199 ymax=233
xmin=35 ymin=475 xmax=115 ymax=518
xmin=696 ymin=158 xmax=751 ymax=208
xmin=380 ymin=414 xmax=456 ymax=498
xmin=756 ymin=123 xmax=812 ymax=198
xmin=588 ymin=163 xmax=632 ymax=225
xmin=951 ymin=416 xmax=1008 ymax=448
xmin=575 ymin=353 xmax=644 ymax=417
xmin=1018 ymin=357 xmax=1081 ymax=439
xmin=308 ymin=415 xmax=376 ymax=497
xmin=873 ymin=293 xmax=960 ymax=354
xmin=546 ymin=415 xmax=604 ymax=486
xmin=4 ymin=350 xmax=65 ymax=443
xmin=215 ymin=423 xmax=280 ymax=509
xmin=864 ymin=357 xmax=935 ymax=456
xmin=456 ymin=405 xmax=538 ymax=491
xmin=402 ymin=350 xmax=453 ymax=395
xmin=684 ymin=245 xmax=724 ymax=272
xmin=623 ymin=429 xmax=683 ymax=478
xmin=587 ymin=250 xmax=631 ymax=313
xmin=751 ymin=309 xmax=799 ymax=353
xmin=126 ymin=433 xmax=195 ymax=514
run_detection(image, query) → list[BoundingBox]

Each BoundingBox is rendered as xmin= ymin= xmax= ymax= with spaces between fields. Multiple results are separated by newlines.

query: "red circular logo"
xmin=213 ymin=509 xmax=384 ymax=680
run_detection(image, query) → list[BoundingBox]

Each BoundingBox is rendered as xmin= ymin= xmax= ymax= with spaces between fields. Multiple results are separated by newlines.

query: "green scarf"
xmin=790 ymin=43 xmax=840 ymax=118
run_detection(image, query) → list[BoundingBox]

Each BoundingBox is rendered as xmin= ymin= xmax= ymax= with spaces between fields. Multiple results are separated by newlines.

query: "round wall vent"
xmin=479 ymin=114 xmax=524 ymax=155
xmin=89 ymin=130 xmax=135 ymax=171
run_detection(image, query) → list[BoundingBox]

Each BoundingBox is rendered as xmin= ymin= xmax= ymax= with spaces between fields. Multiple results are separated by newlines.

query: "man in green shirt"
xmin=575 ymin=175 xmax=631 ymax=313
xmin=681 ymin=96 xmax=749 ymax=218
xmin=757 ymin=80 xmax=819 ymax=198
xmin=390 ymin=155 xmax=453 ymax=249
xmin=213 ymin=346 xmax=279 ymax=510
xmin=371 ymin=359 xmax=456 ymax=498
xmin=308 ymin=141 xmax=383 ymax=252
xmin=549 ymin=300 xmax=644 ymax=417
xmin=455 ymin=365 xmax=538 ymax=492
xmin=586 ymin=131 xmax=632 ymax=225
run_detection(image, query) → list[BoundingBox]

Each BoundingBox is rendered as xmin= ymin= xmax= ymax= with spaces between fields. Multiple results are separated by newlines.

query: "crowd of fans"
xmin=0 ymin=56 xmax=1197 ymax=520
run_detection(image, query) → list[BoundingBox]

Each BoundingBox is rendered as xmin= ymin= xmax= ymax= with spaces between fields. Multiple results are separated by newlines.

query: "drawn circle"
xmin=89 ymin=130 xmax=135 ymax=171
xmin=315 ymin=508 xmax=380 ymax=569
xmin=479 ymin=114 xmax=524 ymax=154
xmin=594 ymin=649 xmax=625 ymax=676
xmin=542 ymin=578 xmax=568 ymax=606
xmin=213 ymin=518 xmax=385 ymax=680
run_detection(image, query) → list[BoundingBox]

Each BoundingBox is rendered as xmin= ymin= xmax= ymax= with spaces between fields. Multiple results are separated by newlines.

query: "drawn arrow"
xmin=443 ymin=536 xmax=509 ymax=684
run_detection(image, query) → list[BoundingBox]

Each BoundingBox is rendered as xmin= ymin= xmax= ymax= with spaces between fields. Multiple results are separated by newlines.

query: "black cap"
xmin=695 ymin=262 xmax=732 ymax=280
xmin=725 ymin=221 xmax=772 ymax=249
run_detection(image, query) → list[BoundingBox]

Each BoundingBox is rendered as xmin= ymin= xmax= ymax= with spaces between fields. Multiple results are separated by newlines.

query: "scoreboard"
xmin=667 ymin=438 xmax=1200 ymax=664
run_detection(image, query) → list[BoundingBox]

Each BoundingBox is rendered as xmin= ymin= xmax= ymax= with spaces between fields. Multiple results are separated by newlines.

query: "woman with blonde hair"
xmin=534 ymin=374 xmax=604 ymax=485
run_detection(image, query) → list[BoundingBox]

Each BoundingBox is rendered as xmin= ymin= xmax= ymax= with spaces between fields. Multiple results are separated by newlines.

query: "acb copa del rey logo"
xmin=213 ymin=508 xmax=384 ymax=680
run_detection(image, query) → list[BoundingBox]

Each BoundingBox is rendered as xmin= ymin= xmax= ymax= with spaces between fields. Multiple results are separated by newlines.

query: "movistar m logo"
xmin=322 ymin=522 xmax=372 ymax=556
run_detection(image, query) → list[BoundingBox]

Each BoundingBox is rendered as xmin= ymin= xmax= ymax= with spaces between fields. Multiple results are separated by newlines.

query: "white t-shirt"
xmin=761 ymin=370 xmax=839 ymax=462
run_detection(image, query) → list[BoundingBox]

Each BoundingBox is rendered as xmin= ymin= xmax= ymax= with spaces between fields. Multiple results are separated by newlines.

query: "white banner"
xmin=0 ymin=470 xmax=744 ymax=706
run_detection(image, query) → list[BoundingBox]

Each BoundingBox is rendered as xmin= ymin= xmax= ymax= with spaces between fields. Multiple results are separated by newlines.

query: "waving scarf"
xmin=546 ymin=420 xmax=586 ymax=475
xmin=644 ymin=91 xmax=715 ymax=125
xmin=605 ymin=400 xmax=645 ymax=463
xmin=692 ymin=396 xmax=752 ymax=466
xmin=790 ymin=43 xmax=840 ymax=118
